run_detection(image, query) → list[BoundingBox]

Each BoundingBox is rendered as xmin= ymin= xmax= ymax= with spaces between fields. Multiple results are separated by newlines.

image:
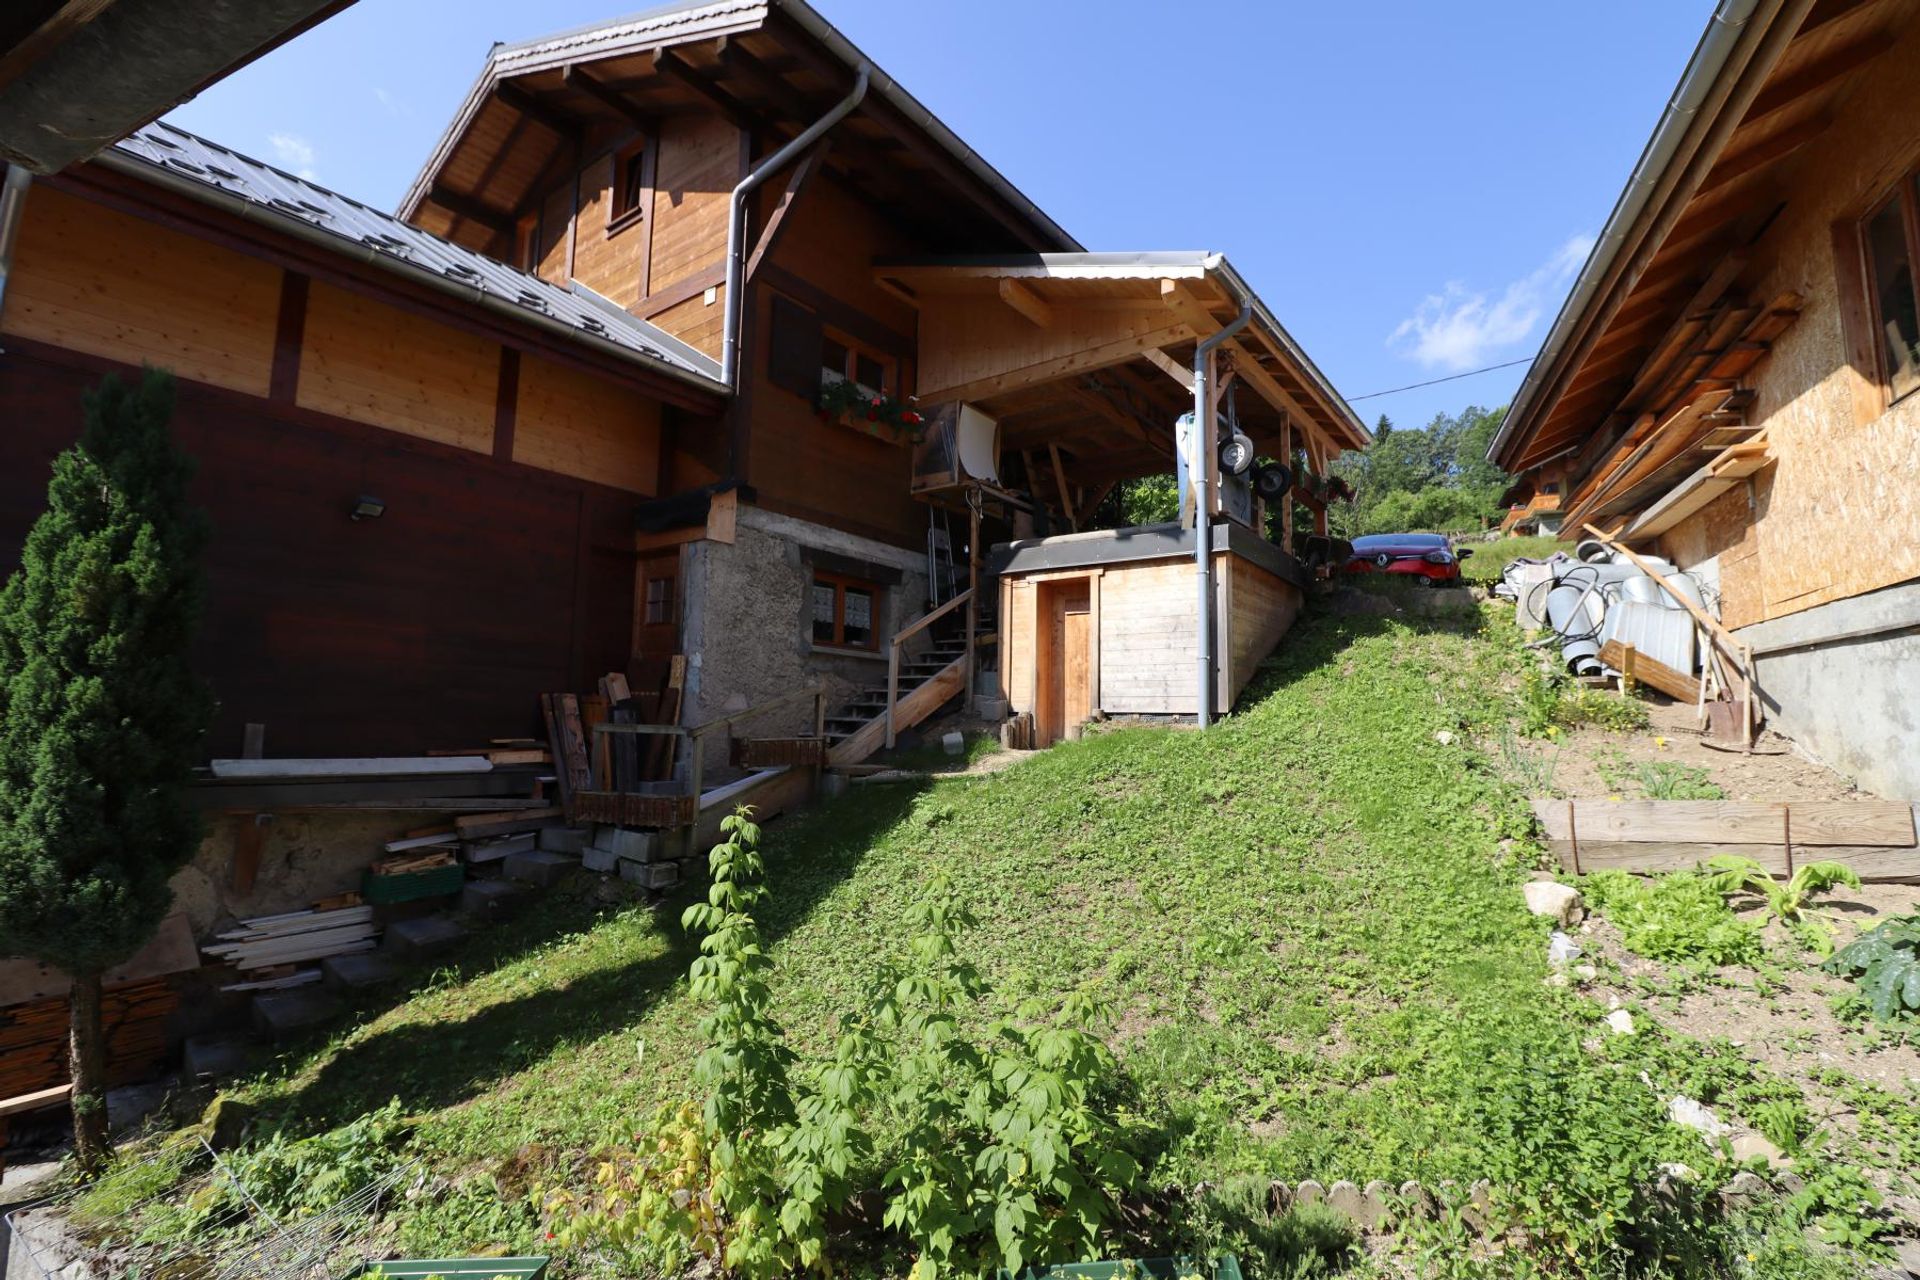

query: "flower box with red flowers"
xmin=816 ymin=380 xmax=925 ymax=443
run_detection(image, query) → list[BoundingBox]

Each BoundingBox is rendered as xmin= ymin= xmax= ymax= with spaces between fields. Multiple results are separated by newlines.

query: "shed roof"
xmin=101 ymin=121 xmax=724 ymax=389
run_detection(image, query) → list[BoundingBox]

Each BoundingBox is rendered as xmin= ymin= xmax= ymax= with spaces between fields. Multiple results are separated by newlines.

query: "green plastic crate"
xmin=344 ymin=1257 xmax=548 ymax=1280
xmin=1000 ymin=1256 xmax=1244 ymax=1280
xmin=361 ymin=861 xmax=465 ymax=905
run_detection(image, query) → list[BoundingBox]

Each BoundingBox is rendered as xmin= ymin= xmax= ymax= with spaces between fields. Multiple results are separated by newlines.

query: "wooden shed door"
xmin=1037 ymin=580 xmax=1091 ymax=745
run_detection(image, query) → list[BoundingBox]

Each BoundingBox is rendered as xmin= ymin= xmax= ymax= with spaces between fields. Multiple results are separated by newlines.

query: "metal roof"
xmin=105 ymin=121 xmax=724 ymax=388
xmin=396 ymin=0 xmax=1082 ymax=253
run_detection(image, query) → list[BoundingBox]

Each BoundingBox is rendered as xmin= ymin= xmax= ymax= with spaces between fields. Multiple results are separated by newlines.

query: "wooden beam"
xmin=920 ymin=321 xmax=1198 ymax=404
xmin=1742 ymin=26 xmax=1897 ymax=125
xmin=998 ymin=278 xmax=1054 ymax=328
xmin=495 ymin=79 xmax=584 ymax=139
xmin=561 ymin=63 xmax=659 ymax=132
xmin=717 ymin=39 xmax=829 ymax=124
xmin=1142 ymin=347 xmax=1193 ymax=390
xmin=0 ymin=0 xmax=115 ymax=93
xmin=652 ymin=45 xmax=767 ymax=135
xmin=425 ymin=184 xmax=511 ymax=236
xmin=1048 ymin=443 xmax=1077 ymax=532
xmin=1701 ymin=112 xmax=1830 ymax=194
xmin=745 ymin=140 xmax=828 ymax=281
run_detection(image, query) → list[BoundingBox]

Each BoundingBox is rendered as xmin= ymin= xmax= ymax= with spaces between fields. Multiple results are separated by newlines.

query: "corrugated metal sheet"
xmin=109 ymin=122 xmax=721 ymax=384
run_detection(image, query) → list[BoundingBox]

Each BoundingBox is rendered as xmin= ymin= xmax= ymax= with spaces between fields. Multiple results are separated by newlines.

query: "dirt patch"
xmin=1552 ymin=696 xmax=1868 ymax=802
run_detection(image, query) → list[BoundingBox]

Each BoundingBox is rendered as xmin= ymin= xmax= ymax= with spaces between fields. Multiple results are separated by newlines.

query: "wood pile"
xmin=0 ymin=978 xmax=178 ymax=1097
xmin=202 ymin=906 xmax=378 ymax=972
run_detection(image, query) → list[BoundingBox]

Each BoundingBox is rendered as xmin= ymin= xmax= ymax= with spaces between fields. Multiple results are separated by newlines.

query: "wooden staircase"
xmin=823 ymin=588 xmax=982 ymax=767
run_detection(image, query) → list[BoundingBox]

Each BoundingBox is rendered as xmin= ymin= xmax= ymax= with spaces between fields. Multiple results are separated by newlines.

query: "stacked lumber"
xmin=0 ymin=978 xmax=178 ymax=1097
xmin=202 ymin=906 xmax=377 ymax=971
xmin=455 ymin=806 xmax=561 ymax=863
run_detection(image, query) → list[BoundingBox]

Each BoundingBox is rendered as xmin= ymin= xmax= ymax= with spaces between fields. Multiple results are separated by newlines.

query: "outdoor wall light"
xmin=350 ymin=495 xmax=386 ymax=521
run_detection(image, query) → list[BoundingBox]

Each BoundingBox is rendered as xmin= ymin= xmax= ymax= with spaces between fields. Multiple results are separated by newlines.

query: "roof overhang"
xmin=397 ymin=0 xmax=1078 ymax=256
xmin=874 ymin=252 xmax=1366 ymax=487
xmin=1491 ymin=0 xmax=1914 ymax=493
xmin=0 ymin=0 xmax=358 ymax=173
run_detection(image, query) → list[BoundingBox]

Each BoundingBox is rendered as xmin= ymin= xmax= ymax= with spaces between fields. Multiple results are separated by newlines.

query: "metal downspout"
xmin=0 ymin=164 xmax=33 ymax=337
xmin=1193 ymin=301 xmax=1252 ymax=729
xmin=719 ymin=65 xmax=870 ymax=390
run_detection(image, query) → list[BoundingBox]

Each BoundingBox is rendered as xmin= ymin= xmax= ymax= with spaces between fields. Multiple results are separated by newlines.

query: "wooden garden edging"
xmin=1531 ymin=799 xmax=1920 ymax=881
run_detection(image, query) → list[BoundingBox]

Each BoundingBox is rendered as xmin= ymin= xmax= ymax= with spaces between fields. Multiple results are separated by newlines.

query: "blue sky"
xmin=165 ymin=0 xmax=1717 ymax=435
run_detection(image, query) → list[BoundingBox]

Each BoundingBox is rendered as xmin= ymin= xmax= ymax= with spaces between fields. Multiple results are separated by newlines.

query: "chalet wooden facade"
xmin=1493 ymin=0 xmax=1920 ymax=798
xmin=1 ymin=0 xmax=1364 ymax=819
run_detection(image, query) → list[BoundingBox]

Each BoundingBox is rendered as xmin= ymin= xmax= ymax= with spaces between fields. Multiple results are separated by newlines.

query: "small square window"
xmin=644 ymin=577 xmax=673 ymax=626
xmin=820 ymin=338 xmax=850 ymax=388
xmin=612 ymin=142 xmax=648 ymax=223
xmin=812 ymin=573 xmax=881 ymax=650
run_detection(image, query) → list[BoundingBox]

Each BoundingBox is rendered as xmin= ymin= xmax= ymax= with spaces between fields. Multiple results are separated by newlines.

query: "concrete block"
xmin=592 ymin=826 xmax=660 ymax=861
xmin=252 ymin=988 xmax=343 ymax=1039
xmin=384 ymin=914 xmax=467 ymax=961
xmin=581 ymin=844 xmax=620 ymax=874
xmin=459 ymin=877 xmax=528 ymax=920
xmin=974 ymin=696 xmax=1008 ymax=721
xmin=182 ymin=1035 xmax=248 ymax=1081
xmin=322 ymin=952 xmax=399 ymax=992
xmin=619 ymin=857 xmax=680 ymax=890
xmin=505 ymin=848 xmax=577 ymax=887
xmin=538 ymin=826 xmax=590 ymax=853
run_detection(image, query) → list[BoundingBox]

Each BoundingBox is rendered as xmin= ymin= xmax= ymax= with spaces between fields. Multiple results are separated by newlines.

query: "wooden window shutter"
xmin=767 ymin=294 xmax=824 ymax=399
xmin=1831 ymin=219 xmax=1887 ymax=426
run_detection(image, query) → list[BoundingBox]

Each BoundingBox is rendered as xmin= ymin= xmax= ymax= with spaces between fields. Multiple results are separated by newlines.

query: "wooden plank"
xmin=999 ymin=278 xmax=1055 ymax=328
xmin=209 ymin=757 xmax=492 ymax=779
xmin=231 ymin=812 xmax=267 ymax=894
xmin=1571 ymin=799 xmax=1785 ymax=845
xmin=453 ymin=806 xmax=563 ymax=839
xmin=1547 ymin=840 xmax=1789 ymax=876
xmin=1599 ymin=639 xmax=1701 ymax=703
xmin=1786 ymin=801 xmax=1916 ymax=847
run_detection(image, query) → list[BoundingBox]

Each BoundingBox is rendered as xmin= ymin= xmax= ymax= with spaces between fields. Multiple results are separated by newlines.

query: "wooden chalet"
xmin=1492 ymin=0 xmax=1920 ymax=798
xmin=0 ymin=0 xmax=1364 ymax=873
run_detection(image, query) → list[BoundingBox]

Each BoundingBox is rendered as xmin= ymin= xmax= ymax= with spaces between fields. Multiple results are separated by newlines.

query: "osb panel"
xmin=573 ymin=151 xmax=646 ymax=309
xmin=297 ymin=281 xmax=496 ymax=453
xmin=1726 ymin=15 xmax=1920 ymax=623
xmin=648 ymin=114 xmax=738 ymax=294
xmin=1696 ymin=482 xmax=1768 ymax=630
xmin=2 ymin=187 xmax=277 ymax=396
xmin=514 ymin=353 xmax=662 ymax=493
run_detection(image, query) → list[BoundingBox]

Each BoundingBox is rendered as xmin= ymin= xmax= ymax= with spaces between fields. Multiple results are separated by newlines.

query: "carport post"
xmin=1193 ymin=302 xmax=1251 ymax=728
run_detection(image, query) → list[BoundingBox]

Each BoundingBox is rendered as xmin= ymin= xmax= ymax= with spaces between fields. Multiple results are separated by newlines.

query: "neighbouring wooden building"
xmin=1 ymin=0 xmax=1364 ymax=873
xmin=1492 ymin=0 xmax=1920 ymax=798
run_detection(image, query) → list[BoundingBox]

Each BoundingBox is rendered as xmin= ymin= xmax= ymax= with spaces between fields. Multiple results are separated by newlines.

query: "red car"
xmin=1343 ymin=533 xmax=1472 ymax=586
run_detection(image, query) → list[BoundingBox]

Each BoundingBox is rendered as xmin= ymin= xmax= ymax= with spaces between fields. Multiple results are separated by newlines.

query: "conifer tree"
xmin=0 ymin=369 xmax=211 ymax=1173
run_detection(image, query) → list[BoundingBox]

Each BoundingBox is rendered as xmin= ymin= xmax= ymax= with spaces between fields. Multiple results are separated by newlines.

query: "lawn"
xmin=1462 ymin=533 xmax=1566 ymax=585
xmin=95 ymin=602 xmax=1884 ymax=1277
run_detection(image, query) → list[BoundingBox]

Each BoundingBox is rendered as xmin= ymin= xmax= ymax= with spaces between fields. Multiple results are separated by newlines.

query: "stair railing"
xmin=886 ymin=588 xmax=972 ymax=749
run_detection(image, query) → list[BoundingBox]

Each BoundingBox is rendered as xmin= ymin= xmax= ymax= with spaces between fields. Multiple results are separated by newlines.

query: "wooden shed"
xmin=994 ymin=522 xmax=1305 ymax=744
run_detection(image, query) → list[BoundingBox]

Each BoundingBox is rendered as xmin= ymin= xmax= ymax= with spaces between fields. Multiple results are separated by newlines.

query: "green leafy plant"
xmin=1634 ymin=760 xmax=1725 ymax=801
xmin=1749 ymin=1097 xmax=1813 ymax=1158
xmin=1583 ymin=871 xmax=1761 ymax=965
xmin=1704 ymin=856 xmax=1861 ymax=955
xmin=817 ymin=380 xmax=925 ymax=437
xmin=1780 ymin=1163 xmax=1891 ymax=1257
xmin=1821 ymin=913 xmax=1920 ymax=1024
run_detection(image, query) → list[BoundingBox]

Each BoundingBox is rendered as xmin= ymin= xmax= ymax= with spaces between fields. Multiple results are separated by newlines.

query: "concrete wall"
xmin=1737 ymin=579 xmax=1920 ymax=800
xmin=682 ymin=503 xmax=932 ymax=775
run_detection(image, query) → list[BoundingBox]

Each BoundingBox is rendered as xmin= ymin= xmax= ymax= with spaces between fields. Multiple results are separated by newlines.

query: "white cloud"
xmin=373 ymin=88 xmax=404 ymax=118
xmin=1389 ymin=234 xmax=1595 ymax=371
xmin=266 ymin=131 xmax=318 ymax=181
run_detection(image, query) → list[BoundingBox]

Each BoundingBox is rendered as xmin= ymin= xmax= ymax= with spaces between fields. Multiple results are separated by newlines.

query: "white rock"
xmin=1544 ymin=972 xmax=1570 ymax=988
xmin=1525 ymin=881 xmax=1584 ymax=927
xmin=1606 ymin=1009 xmax=1636 ymax=1035
xmin=1572 ymin=963 xmax=1598 ymax=982
xmin=1669 ymin=1096 xmax=1731 ymax=1140
xmin=1435 ymin=730 xmax=1455 ymax=746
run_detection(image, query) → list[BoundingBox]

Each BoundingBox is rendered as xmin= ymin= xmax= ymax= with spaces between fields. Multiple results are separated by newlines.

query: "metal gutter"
xmin=1487 ymin=0 xmax=1764 ymax=465
xmin=1193 ymin=301 xmax=1252 ymax=730
xmin=721 ymin=65 xmax=870 ymax=388
xmin=92 ymin=149 xmax=728 ymax=402
xmin=0 ymin=164 xmax=30 ymax=334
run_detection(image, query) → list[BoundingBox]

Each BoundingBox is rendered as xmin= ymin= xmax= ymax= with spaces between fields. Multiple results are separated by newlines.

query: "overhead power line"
xmin=1346 ymin=356 xmax=1534 ymax=403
